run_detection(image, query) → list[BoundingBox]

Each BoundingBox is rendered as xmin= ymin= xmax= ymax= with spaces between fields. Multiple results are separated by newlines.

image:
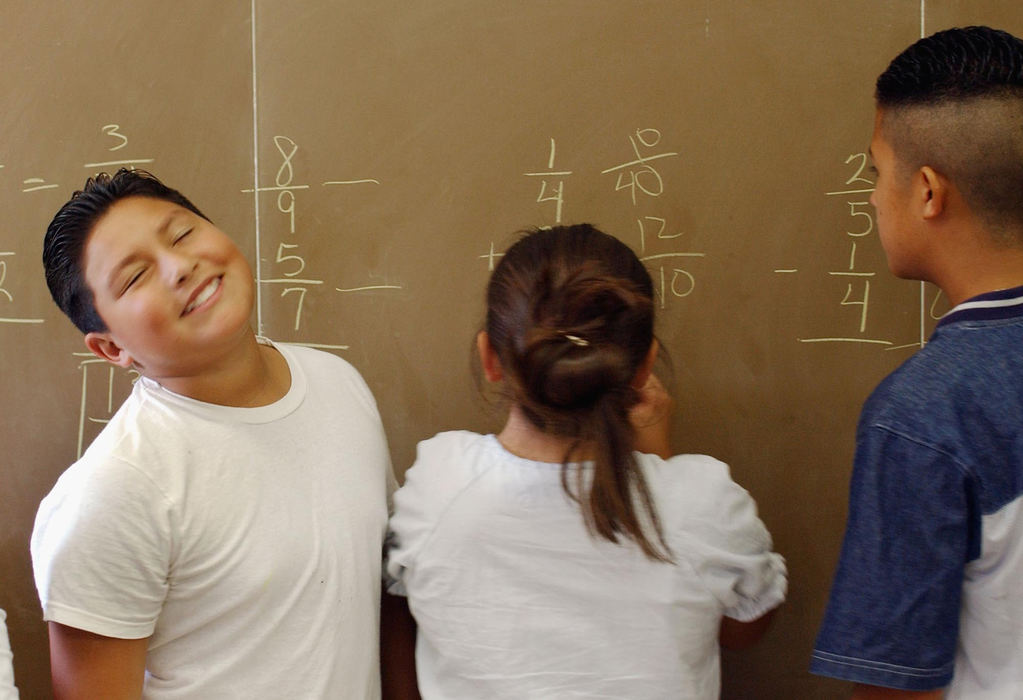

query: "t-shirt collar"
xmin=937 ymin=284 xmax=1023 ymax=329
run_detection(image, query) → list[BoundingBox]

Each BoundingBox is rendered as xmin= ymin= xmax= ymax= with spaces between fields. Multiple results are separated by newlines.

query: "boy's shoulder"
xmin=272 ymin=341 xmax=380 ymax=415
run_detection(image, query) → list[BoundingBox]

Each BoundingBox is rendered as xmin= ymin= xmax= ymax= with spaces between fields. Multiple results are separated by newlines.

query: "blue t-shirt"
xmin=811 ymin=285 xmax=1023 ymax=696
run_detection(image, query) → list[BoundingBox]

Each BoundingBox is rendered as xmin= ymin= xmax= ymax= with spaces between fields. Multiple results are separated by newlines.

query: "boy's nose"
xmin=163 ymin=251 xmax=198 ymax=286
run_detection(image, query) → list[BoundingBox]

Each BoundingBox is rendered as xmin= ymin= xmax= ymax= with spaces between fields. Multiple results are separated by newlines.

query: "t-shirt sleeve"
xmin=385 ymin=432 xmax=475 ymax=596
xmin=0 ymin=609 xmax=16 ymax=700
xmin=669 ymin=456 xmax=787 ymax=622
xmin=384 ymin=444 xmax=436 ymax=597
xmin=30 ymin=457 xmax=173 ymax=639
xmin=810 ymin=425 xmax=970 ymax=691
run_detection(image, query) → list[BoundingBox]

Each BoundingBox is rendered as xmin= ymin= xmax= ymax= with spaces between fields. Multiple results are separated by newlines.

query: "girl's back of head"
xmin=485 ymin=224 xmax=669 ymax=561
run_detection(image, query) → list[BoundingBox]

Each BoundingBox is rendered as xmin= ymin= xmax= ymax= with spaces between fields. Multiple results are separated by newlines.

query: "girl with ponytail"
xmin=386 ymin=224 xmax=786 ymax=699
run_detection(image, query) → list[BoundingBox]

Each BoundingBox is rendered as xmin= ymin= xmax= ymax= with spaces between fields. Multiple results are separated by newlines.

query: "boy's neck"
xmin=154 ymin=335 xmax=292 ymax=408
xmin=932 ymin=231 xmax=1023 ymax=307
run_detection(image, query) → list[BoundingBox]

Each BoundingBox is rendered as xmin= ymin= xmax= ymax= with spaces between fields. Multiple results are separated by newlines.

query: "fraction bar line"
xmin=640 ymin=253 xmax=706 ymax=261
xmin=600 ymin=152 xmax=679 ymax=174
xmin=825 ymin=188 xmax=875 ymax=196
xmin=83 ymin=159 xmax=155 ymax=168
xmin=335 ymin=285 xmax=402 ymax=292
xmin=799 ymin=337 xmax=893 ymax=345
xmin=240 ymin=185 xmax=310 ymax=193
xmin=260 ymin=278 xmax=324 ymax=285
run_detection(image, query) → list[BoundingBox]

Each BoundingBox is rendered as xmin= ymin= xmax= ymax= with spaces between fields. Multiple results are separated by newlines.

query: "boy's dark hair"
xmin=876 ymin=26 xmax=1023 ymax=106
xmin=485 ymin=224 xmax=670 ymax=561
xmin=43 ymin=168 xmax=208 ymax=333
xmin=876 ymin=26 xmax=1023 ymax=239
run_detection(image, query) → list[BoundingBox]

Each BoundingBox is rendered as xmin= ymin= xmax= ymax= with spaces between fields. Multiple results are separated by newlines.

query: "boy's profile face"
xmin=869 ymin=110 xmax=926 ymax=281
xmin=81 ymin=195 xmax=255 ymax=378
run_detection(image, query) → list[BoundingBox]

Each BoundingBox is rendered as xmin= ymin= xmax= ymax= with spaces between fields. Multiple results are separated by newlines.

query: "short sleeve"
xmin=0 ymin=609 xmax=16 ymax=700
xmin=667 ymin=456 xmax=787 ymax=622
xmin=386 ymin=462 xmax=439 ymax=595
xmin=385 ymin=432 xmax=483 ymax=596
xmin=386 ymin=435 xmax=448 ymax=595
xmin=810 ymin=426 xmax=969 ymax=691
xmin=31 ymin=457 xmax=173 ymax=639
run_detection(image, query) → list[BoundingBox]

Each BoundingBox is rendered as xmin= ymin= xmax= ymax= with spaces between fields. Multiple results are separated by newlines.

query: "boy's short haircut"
xmin=43 ymin=168 xmax=209 ymax=334
xmin=875 ymin=26 xmax=1023 ymax=241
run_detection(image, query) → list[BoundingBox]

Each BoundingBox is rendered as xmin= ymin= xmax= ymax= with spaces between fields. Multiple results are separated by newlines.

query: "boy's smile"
xmin=82 ymin=195 xmax=255 ymax=380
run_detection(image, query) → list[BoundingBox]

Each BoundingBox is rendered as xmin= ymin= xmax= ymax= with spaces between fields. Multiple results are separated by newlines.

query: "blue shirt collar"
xmin=937 ymin=284 xmax=1023 ymax=329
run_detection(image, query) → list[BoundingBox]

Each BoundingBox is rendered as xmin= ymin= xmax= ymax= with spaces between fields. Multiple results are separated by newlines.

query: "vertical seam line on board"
xmin=77 ymin=363 xmax=88 ymax=459
xmin=919 ymin=0 xmax=926 ymax=347
xmin=250 ymin=0 xmax=264 ymax=335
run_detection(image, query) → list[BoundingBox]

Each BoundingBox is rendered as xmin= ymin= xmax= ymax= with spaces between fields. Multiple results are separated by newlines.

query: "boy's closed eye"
xmin=121 ymin=267 xmax=147 ymax=295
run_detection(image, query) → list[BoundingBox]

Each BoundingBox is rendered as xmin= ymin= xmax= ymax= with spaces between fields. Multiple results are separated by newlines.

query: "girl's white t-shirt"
xmin=387 ymin=431 xmax=786 ymax=700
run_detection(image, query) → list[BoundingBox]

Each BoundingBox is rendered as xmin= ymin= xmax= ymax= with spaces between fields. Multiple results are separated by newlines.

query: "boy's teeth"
xmin=186 ymin=278 xmax=219 ymax=313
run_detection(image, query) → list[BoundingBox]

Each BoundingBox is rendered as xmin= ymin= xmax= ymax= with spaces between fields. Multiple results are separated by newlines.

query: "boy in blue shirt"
xmin=812 ymin=26 xmax=1023 ymax=699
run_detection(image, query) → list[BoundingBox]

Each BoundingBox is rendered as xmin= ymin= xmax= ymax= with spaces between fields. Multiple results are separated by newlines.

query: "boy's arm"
xmin=48 ymin=622 xmax=147 ymax=700
xmin=379 ymin=589 xmax=420 ymax=700
xmin=851 ymin=685 xmax=943 ymax=699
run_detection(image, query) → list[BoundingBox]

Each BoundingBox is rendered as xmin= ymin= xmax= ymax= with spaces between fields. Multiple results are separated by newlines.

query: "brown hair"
xmin=485 ymin=224 xmax=670 ymax=561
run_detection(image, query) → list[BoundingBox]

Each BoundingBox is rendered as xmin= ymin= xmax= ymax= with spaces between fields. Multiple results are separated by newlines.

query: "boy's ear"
xmin=84 ymin=331 xmax=135 ymax=368
xmin=631 ymin=339 xmax=659 ymax=389
xmin=476 ymin=331 xmax=503 ymax=382
xmin=918 ymin=165 xmax=948 ymax=220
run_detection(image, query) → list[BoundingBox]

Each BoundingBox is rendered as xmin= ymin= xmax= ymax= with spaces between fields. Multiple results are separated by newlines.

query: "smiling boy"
xmin=31 ymin=169 xmax=396 ymax=699
xmin=811 ymin=26 xmax=1023 ymax=699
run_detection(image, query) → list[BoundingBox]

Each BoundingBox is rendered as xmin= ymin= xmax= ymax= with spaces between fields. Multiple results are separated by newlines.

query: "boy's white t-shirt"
xmin=387 ymin=431 xmax=787 ymax=700
xmin=0 ymin=609 xmax=17 ymax=700
xmin=32 ymin=342 xmax=394 ymax=700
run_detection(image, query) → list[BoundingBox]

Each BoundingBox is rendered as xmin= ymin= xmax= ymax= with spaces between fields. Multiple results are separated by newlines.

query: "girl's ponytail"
xmin=486 ymin=224 xmax=671 ymax=561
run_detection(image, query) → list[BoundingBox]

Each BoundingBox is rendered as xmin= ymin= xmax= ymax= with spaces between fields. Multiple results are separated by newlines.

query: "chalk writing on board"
xmin=0 ymin=252 xmax=44 ymax=325
xmin=799 ymin=152 xmax=891 ymax=346
xmin=242 ymin=135 xmax=399 ymax=347
xmin=84 ymin=124 xmax=156 ymax=171
xmin=478 ymin=241 xmax=504 ymax=272
xmin=73 ymin=352 xmax=138 ymax=458
xmin=601 ymin=128 xmax=679 ymax=206
xmin=22 ymin=178 xmax=59 ymax=193
xmin=603 ymin=128 xmax=703 ymax=307
xmin=256 ymin=135 xmax=322 ymax=331
xmin=929 ymin=289 xmax=948 ymax=320
xmin=524 ymin=138 xmax=573 ymax=224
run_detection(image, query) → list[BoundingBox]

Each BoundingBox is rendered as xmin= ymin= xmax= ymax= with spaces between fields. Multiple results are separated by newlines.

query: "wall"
xmin=2 ymin=2 xmax=1020 ymax=697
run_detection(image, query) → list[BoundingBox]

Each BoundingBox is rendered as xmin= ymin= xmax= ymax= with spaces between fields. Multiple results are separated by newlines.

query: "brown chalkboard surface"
xmin=3 ymin=2 xmax=1021 ymax=697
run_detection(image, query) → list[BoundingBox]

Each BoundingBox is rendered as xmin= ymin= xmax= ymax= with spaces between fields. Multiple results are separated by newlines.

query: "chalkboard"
xmin=3 ymin=2 xmax=1022 ymax=697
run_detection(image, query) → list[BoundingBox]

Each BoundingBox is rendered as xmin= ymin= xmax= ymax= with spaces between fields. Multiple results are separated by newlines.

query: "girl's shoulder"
xmin=399 ymin=430 xmax=493 ymax=493
xmin=640 ymin=451 xmax=734 ymax=491
xmin=639 ymin=452 xmax=759 ymax=523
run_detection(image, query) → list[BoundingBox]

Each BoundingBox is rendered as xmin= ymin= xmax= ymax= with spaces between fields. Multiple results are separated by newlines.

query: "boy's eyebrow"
xmin=102 ymin=207 xmax=186 ymax=290
xmin=105 ymin=252 xmax=142 ymax=292
xmin=156 ymin=207 xmax=186 ymax=234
